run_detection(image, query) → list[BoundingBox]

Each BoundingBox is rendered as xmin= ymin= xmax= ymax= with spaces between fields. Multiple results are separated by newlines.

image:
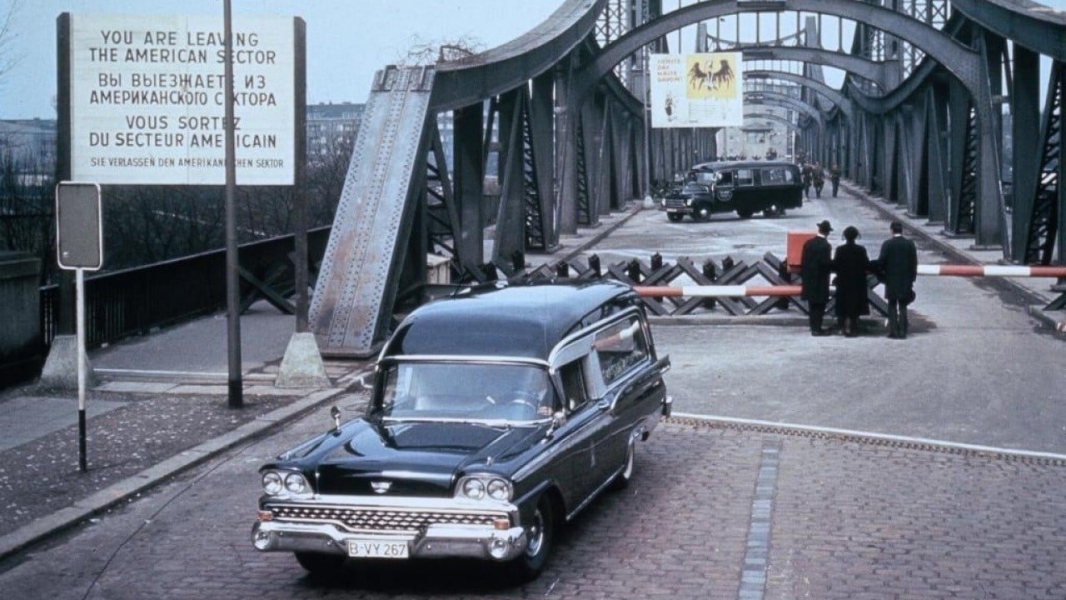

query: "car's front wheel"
xmin=666 ymin=212 xmax=684 ymax=222
xmin=693 ymin=206 xmax=711 ymax=222
xmin=510 ymin=494 xmax=555 ymax=581
xmin=294 ymin=551 xmax=346 ymax=575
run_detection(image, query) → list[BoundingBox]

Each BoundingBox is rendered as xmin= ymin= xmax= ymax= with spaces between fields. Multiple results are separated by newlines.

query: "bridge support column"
xmin=453 ymin=103 xmax=485 ymax=270
xmin=1010 ymin=46 xmax=1040 ymax=262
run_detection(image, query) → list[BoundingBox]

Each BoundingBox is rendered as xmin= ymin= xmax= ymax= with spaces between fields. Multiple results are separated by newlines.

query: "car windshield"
xmin=378 ymin=362 xmax=556 ymax=423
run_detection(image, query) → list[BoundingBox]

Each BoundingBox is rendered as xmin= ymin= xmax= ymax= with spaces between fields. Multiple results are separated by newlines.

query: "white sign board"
xmin=69 ymin=15 xmax=295 ymax=185
xmin=649 ymin=52 xmax=743 ymax=128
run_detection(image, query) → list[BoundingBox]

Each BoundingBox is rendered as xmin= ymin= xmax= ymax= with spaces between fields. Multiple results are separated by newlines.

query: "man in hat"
xmin=801 ymin=220 xmax=834 ymax=336
xmin=876 ymin=221 xmax=918 ymax=339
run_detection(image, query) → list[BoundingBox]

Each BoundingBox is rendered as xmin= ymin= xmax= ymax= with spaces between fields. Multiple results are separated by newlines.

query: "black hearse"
xmin=252 ymin=281 xmax=671 ymax=581
xmin=661 ymin=160 xmax=804 ymax=221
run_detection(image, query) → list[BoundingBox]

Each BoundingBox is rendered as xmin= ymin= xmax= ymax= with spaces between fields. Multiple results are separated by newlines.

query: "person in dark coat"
xmin=812 ymin=162 xmax=825 ymax=198
xmin=875 ymin=221 xmax=919 ymax=339
xmin=831 ymin=226 xmax=870 ymax=337
xmin=830 ymin=164 xmax=842 ymax=197
xmin=800 ymin=220 xmax=834 ymax=336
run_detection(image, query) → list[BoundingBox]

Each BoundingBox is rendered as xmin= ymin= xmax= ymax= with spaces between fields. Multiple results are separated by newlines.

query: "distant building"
xmin=0 ymin=119 xmax=57 ymax=186
xmin=0 ymin=103 xmax=365 ymax=177
xmin=306 ymin=102 xmax=364 ymax=164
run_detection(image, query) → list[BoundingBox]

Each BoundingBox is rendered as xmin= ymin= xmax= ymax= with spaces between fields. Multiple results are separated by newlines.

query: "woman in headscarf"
xmin=831 ymin=226 xmax=871 ymax=337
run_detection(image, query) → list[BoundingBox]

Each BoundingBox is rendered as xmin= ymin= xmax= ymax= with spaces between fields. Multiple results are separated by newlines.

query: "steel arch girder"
xmin=740 ymin=46 xmax=886 ymax=88
xmin=746 ymin=70 xmax=852 ymax=123
xmin=583 ymin=0 xmax=979 ymax=99
xmin=949 ymin=0 xmax=1066 ymax=62
xmin=429 ymin=0 xmax=607 ymax=113
xmin=745 ymin=91 xmax=824 ymax=130
xmin=744 ymin=112 xmax=801 ymax=133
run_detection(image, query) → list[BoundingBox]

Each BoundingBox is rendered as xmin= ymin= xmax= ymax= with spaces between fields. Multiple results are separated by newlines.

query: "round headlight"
xmin=262 ymin=471 xmax=283 ymax=495
xmin=462 ymin=478 xmax=485 ymax=500
xmin=486 ymin=479 xmax=511 ymax=501
xmin=685 ymin=198 xmax=693 ymax=207
xmin=284 ymin=472 xmax=308 ymax=494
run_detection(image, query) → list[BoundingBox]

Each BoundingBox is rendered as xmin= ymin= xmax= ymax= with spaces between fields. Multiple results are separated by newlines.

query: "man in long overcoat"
xmin=876 ymin=221 xmax=919 ymax=339
xmin=832 ymin=226 xmax=870 ymax=337
xmin=800 ymin=220 xmax=834 ymax=336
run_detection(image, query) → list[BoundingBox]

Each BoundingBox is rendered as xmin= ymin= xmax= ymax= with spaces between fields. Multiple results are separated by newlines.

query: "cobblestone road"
xmin=2 ymin=411 xmax=1063 ymax=600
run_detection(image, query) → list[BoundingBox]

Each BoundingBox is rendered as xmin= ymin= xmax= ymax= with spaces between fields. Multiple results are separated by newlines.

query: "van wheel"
xmin=693 ymin=207 xmax=710 ymax=222
xmin=736 ymin=209 xmax=753 ymax=219
xmin=667 ymin=213 xmax=684 ymax=222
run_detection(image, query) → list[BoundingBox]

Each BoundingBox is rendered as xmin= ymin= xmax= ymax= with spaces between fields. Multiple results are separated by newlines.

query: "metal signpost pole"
xmin=55 ymin=181 xmax=102 ymax=472
xmin=223 ymin=0 xmax=243 ymax=409
xmin=76 ymin=267 xmax=87 ymax=472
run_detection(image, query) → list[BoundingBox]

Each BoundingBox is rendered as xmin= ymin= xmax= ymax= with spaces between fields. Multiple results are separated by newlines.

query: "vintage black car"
xmin=251 ymin=281 xmax=671 ymax=580
xmin=662 ymin=160 xmax=804 ymax=221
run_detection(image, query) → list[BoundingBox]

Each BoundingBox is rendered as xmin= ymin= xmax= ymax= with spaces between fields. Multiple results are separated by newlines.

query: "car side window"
xmin=558 ymin=360 xmax=588 ymax=411
xmin=736 ymin=168 xmax=755 ymax=187
xmin=762 ymin=167 xmax=787 ymax=184
xmin=592 ymin=315 xmax=649 ymax=386
xmin=716 ymin=171 xmax=733 ymax=186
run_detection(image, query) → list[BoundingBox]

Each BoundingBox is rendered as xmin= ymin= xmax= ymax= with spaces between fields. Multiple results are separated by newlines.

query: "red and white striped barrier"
xmin=636 ymin=285 xmax=802 ymax=298
xmin=916 ymin=265 xmax=1066 ymax=277
xmin=633 ymin=264 xmax=1066 ymax=298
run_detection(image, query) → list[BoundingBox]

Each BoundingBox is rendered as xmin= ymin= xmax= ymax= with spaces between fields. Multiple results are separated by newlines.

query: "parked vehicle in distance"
xmin=251 ymin=281 xmax=672 ymax=581
xmin=661 ymin=160 xmax=804 ymax=221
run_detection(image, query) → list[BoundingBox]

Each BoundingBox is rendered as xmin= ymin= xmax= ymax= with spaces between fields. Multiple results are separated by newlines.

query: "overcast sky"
xmin=3 ymin=0 xmax=1066 ymax=121
xmin=0 ymin=0 xmax=565 ymax=119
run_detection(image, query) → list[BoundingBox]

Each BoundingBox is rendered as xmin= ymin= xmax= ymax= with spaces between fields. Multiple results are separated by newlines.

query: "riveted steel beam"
xmin=745 ymin=112 xmax=801 ymax=132
xmin=745 ymin=70 xmax=853 ymax=123
xmin=949 ymin=0 xmax=1066 ymax=62
xmin=746 ymin=91 xmax=824 ymax=129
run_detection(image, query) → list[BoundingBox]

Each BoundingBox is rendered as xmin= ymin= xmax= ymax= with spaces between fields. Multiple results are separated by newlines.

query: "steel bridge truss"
xmin=309 ymin=0 xmax=1066 ymax=356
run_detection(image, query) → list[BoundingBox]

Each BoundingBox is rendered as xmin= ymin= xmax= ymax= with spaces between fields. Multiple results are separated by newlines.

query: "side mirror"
xmin=545 ymin=411 xmax=567 ymax=440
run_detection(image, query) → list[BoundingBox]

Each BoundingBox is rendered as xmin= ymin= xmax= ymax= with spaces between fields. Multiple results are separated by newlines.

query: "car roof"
xmin=693 ymin=160 xmax=798 ymax=171
xmin=382 ymin=281 xmax=638 ymax=360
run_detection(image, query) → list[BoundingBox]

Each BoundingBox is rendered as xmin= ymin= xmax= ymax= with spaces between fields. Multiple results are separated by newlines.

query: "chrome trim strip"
xmin=381 ymin=355 xmax=549 ymax=367
xmin=264 ymin=493 xmax=516 ymax=513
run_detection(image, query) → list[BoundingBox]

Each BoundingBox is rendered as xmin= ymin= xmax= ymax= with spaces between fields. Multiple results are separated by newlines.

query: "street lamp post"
xmin=223 ymin=0 xmax=242 ymax=408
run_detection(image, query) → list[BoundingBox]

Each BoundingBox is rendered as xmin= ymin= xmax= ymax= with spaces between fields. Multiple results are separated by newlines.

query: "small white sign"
xmin=69 ymin=14 xmax=295 ymax=185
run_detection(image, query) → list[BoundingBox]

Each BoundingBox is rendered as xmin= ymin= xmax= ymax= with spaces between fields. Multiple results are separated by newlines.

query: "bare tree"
xmin=396 ymin=35 xmax=485 ymax=66
xmin=0 ymin=0 xmax=24 ymax=83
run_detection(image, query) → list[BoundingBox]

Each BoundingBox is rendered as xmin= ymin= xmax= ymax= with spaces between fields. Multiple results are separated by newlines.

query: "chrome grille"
xmin=269 ymin=504 xmax=502 ymax=533
xmin=664 ymin=197 xmax=688 ymax=209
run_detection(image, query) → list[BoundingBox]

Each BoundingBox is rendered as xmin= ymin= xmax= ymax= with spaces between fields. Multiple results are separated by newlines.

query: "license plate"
xmin=348 ymin=540 xmax=409 ymax=559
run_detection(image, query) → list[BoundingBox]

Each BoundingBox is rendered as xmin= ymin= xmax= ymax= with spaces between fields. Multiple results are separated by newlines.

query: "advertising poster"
xmin=649 ymin=52 xmax=743 ymax=128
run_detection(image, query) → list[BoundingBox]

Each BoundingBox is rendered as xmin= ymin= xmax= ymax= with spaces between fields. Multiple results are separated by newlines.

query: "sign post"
xmin=56 ymin=181 xmax=103 ymax=472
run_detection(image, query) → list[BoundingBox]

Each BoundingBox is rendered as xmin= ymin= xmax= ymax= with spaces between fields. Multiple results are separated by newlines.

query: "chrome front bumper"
xmin=251 ymin=496 xmax=528 ymax=562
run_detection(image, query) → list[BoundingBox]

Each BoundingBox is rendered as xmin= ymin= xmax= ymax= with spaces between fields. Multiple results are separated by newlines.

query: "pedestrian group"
xmin=800 ymin=219 xmax=918 ymax=339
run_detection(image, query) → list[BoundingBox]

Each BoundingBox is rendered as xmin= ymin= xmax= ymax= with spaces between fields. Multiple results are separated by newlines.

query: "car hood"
xmin=287 ymin=419 xmax=544 ymax=496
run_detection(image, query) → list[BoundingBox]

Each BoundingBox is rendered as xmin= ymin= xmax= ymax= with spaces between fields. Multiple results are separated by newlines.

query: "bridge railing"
xmin=38 ymin=226 xmax=331 ymax=351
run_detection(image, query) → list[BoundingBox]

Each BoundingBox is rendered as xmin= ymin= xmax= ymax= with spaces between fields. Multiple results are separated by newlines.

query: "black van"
xmin=661 ymin=160 xmax=804 ymax=221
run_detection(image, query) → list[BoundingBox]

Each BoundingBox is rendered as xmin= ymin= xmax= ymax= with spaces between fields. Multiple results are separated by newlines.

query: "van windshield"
xmin=693 ymin=171 xmax=716 ymax=184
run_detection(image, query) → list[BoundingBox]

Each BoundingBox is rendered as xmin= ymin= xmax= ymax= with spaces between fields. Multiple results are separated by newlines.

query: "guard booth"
xmin=786 ymin=230 xmax=816 ymax=273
